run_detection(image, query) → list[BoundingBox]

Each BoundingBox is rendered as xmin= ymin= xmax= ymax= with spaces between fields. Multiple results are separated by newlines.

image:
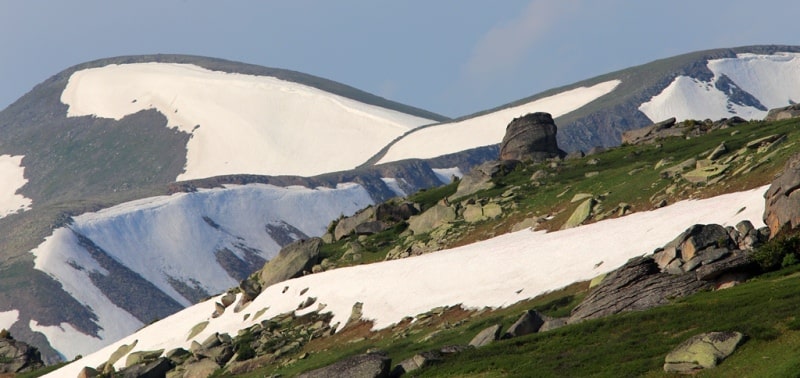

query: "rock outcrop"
xmin=451 ymin=160 xmax=517 ymax=200
xmin=0 ymin=330 xmax=45 ymax=374
xmin=764 ymin=152 xmax=800 ymax=237
xmin=499 ymin=112 xmax=565 ymax=162
xmin=663 ymin=331 xmax=745 ymax=373
xmin=297 ymin=351 xmax=391 ymax=378
xmin=239 ymin=238 xmax=322 ymax=302
xmin=621 ymin=117 xmax=680 ymax=145
xmin=764 ymin=103 xmax=800 ymax=121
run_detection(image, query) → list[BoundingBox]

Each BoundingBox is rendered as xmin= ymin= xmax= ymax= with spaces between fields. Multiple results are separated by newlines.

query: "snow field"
xmin=31 ymin=183 xmax=374 ymax=360
xmin=49 ymin=185 xmax=768 ymax=377
xmin=60 ymin=63 xmax=435 ymax=180
xmin=639 ymin=52 xmax=800 ymax=122
xmin=0 ymin=310 xmax=19 ymax=331
xmin=0 ymin=154 xmax=32 ymax=219
xmin=377 ymin=80 xmax=621 ymax=164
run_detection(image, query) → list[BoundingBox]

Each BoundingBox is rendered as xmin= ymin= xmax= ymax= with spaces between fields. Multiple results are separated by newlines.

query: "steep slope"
xmin=368 ymin=45 xmax=800 ymax=163
xmin=47 ymin=185 xmax=768 ymax=377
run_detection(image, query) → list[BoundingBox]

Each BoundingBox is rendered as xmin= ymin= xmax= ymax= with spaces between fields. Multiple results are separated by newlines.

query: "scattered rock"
xmin=664 ymin=331 xmax=745 ymax=373
xmin=240 ymin=238 xmax=322 ymax=302
xmin=125 ymin=349 xmax=164 ymax=368
xmin=180 ymin=358 xmax=221 ymax=378
xmin=502 ymin=310 xmax=545 ymax=339
xmin=707 ymin=142 xmax=728 ymax=160
xmin=297 ymin=351 xmax=391 ymax=378
xmin=499 ymin=112 xmax=565 ymax=162
xmin=469 ymin=324 xmax=501 ymax=347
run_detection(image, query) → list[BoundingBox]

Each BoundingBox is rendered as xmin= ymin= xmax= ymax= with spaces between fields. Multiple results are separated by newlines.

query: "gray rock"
xmin=561 ymin=198 xmax=594 ymax=229
xmin=707 ymin=142 xmax=728 ymax=160
xmin=395 ymin=350 xmax=443 ymax=374
xmin=503 ymin=310 xmax=545 ymax=339
xmin=335 ymin=207 xmax=376 ymax=240
xmin=539 ymin=317 xmax=568 ymax=332
xmin=407 ymin=203 xmax=456 ymax=235
xmin=297 ymin=352 xmax=391 ymax=378
xmin=78 ymin=366 xmax=100 ymax=378
xmin=499 ymin=112 xmax=565 ymax=162
xmin=469 ymin=324 xmax=502 ymax=347
xmin=764 ymin=152 xmax=800 ymax=237
xmin=664 ymin=331 xmax=745 ymax=373
xmin=764 ymin=103 xmax=800 ymax=121
xmin=125 ymin=349 xmax=164 ymax=368
xmin=667 ymin=224 xmax=731 ymax=261
xmin=452 ymin=160 xmax=517 ymax=200
xmin=695 ymin=251 xmax=756 ymax=282
xmin=181 ymin=358 xmax=221 ymax=378
xmin=0 ymin=333 xmax=45 ymax=373
xmin=354 ymin=220 xmax=389 ymax=236
xmin=621 ymin=117 xmax=679 ymax=145
xmin=120 ymin=357 xmax=173 ymax=378
xmin=255 ymin=237 xmax=321 ymax=294
xmin=569 ymin=256 xmax=711 ymax=322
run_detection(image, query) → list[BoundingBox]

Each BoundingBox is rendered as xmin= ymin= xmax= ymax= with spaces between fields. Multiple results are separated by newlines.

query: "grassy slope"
xmin=194 ymin=117 xmax=800 ymax=377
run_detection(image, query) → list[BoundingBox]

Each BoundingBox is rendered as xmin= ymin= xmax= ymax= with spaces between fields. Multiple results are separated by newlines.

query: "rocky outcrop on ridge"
xmin=764 ymin=103 xmax=800 ymax=121
xmin=764 ymin=152 xmax=800 ymax=237
xmin=499 ymin=112 xmax=565 ymax=162
xmin=621 ymin=117 xmax=747 ymax=146
xmin=0 ymin=329 xmax=45 ymax=374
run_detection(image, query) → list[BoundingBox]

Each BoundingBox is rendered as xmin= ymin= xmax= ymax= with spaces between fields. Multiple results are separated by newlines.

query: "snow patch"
xmin=431 ymin=167 xmax=463 ymax=184
xmin=60 ymin=63 xmax=435 ymax=180
xmin=49 ymin=185 xmax=767 ymax=377
xmin=32 ymin=182 xmax=373 ymax=359
xmin=377 ymin=80 xmax=621 ymax=164
xmin=0 ymin=310 xmax=19 ymax=330
xmin=640 ymin=52 xmax=800 ymax=122
xmin=381 ymin=178 xmax=407 ymax=197
xmin=0 ymin=155 xmax=32 ymax=219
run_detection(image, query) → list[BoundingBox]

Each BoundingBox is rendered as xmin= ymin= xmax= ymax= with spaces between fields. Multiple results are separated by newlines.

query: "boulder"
xmin=0 ymin=333 xmax=45 ymax=373
xmin=621 ymin=117 xmax=679 ymax=145
xmin=297 ymin=351 xmax=391 ymax=378
xmin=499 ymin=112 xmax=565 ymax=162
xmin=407 ymin=203 xmax=456 ymax=235
xmin=354 ymin=221 xmax=389 ymax=236
xmin=764 ymin=103 xmax=800 ymax=121
xmin=395 ymin=350 xmax=443 ymax=374
xmin=452 ymin=160 xmax=517 ymax=200
xmin=256 ymin=237 xmax=321 ymax=293
xmin=335 ymin=207 xmax=376 ymax=240
xmin=375 ymin=202 xmax=419 ymax=223
xmin=502 ymin=310 xmax=545 ymax=339
xmin=561 ymin=198 xmax=594 ymax=229
xmin=120 ymin=357 xmax=173 ymax=378
xmin=78 ymin=366 xmax=100 ymax=378
xmin=667 ymin=224 xmax=731 ymax=262
xmin=664 ymin=331 xmax=745 ymax=373
xmin=125 ymin=349 xmax=164 ymax=368
xmin=181 ymin=358 xmax=221 ymax=378
xmin=764 ymin=152 xmax=800 ymax=237
xmin=569 ymin=256 xmax=711 ymax=322
xmin=469 ymin=324 xmax=502 ymax=347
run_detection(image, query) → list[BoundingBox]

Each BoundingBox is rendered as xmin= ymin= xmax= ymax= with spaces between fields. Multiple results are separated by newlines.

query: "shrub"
xmin=752 ymin=236 xmax=800 ymax=272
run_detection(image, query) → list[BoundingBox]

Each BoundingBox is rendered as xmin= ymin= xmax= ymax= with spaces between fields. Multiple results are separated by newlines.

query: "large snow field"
xmin=60 ymin=63 xmax=435 ymax=180
xmin=31 ymin=183 xmax=373 ymax=359
xmin=0 ymin=154 xmax=32 ymax=219
xmin=49 ymin=185 xmax=768 ymax=376
xmin=376 ymin=80 xmax=621 ymax=164
xmin=640 ymin=52 xmax=800 ymax=122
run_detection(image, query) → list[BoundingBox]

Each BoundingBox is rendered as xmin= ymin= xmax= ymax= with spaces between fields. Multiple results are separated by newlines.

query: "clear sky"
xmin=1 ymin=1 xmax=797 ymax=118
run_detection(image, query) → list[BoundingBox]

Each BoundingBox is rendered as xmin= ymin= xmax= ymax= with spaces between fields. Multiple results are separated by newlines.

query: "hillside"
xmin=43 ymin=115 xmax=800 ymax=377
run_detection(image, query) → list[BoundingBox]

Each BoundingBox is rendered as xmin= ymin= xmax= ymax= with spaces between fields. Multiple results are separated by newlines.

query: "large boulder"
xmin=503 ymin=310 xmax=545 ymax=339
xmin=764 ymin=103 xmax=800 ymax=121
xmin=0 ymin=332 xmax=45 ymax=373
xmin=764 ymin=152 xmax=800 ymax=237
xmin=499 ymin=112 xmax=565 ymax=162
xmin=569 ymin=256 xmax=711 ymax=323
xmin=664 ymin=331 xmax=745 ymax=373
xmin=469 ymin=324 xmax=502 ymax=347
xmin=297 ymin=351 xmax=391 ymax=378
xmin=407 ymin=203 xmax=457 ymax=235
xmin=620 ymin=117 xmax=680 ymax=145
xmin=240 ymin=238 xmax=322 ymax=302
xmin=335 ymin=207 xmax=376 ymax=240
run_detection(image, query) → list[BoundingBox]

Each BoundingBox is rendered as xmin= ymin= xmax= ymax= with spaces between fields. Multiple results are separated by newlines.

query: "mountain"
xmin=369 ymin=45 xmax=800 ymax=164
xmin=1 ymin=46 xmax=799 ymax=363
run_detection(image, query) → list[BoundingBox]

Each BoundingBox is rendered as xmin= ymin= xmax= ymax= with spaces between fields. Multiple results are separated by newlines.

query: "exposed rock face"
xmin=764 ymin=152 xmax=800 ymax=237
xmin=0 ymin=331 xmax=45 ymax=373
xmin=664 ymin=331 xmax=745 ymax=373
xmin=499 ymin=112 xmax=565 ymax=162
xmin=297 ymin=351 xmax=391 ymax=378
xmin=568 ymin=256 xmax=711 ymax=323
xmin=764 ymin=103 xmax=800 ymax=121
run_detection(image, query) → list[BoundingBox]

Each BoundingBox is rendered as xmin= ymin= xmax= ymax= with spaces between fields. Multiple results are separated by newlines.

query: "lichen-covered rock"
xmin=407 ymin=203 xmax=456 ymax=235
xmin=664 ymin=331 xmax=745 ymax=373
xmin=469 ymin=324 xmax=501 ymax=347
xmin=561 ymin=198 xmax=594 ymax=229
xmin=499 ymin=112 xmax=565 ymax=162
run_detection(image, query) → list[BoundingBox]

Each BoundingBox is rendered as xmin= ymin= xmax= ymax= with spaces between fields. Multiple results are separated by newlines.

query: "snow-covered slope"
xmin=48 ymin=185 xmax=767 ymax=377
xmin=377 ymin=80 xmax=620 ymax=164
xmin=0 ymin=154 xmax=32 ymax=219
xmin=640 ymin=52 xmax=800 ymax=122
xmin=61 ymin=63 xmax=435 ymax=179
xmin=29 ymin=183 xmax=373 ymax=359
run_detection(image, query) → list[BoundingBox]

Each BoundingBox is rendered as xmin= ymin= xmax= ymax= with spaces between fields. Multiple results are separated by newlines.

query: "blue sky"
xmin=1 ymin=1 xmax=797 ymax=118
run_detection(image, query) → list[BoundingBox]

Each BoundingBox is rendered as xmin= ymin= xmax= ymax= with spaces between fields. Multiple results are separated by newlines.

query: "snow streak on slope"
xmin=640 ymin=52 xmax=800 ymax=122
xmin=432 ymin=167 xmax=463 ymax=184
xmin=0 ymin=310 xmax=19 ymax=330
xmin=377 ymin=80 xmax=621 ymax=164
xmin=61 ymin=63 xmax=435 ymax=179
xmin=31 ymin=183 xmax=373 ymax=359
xmin=50 ymin=186 xmax=767 ymax=376
xmin=0 ymin=154 xmax=32 ymax=219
